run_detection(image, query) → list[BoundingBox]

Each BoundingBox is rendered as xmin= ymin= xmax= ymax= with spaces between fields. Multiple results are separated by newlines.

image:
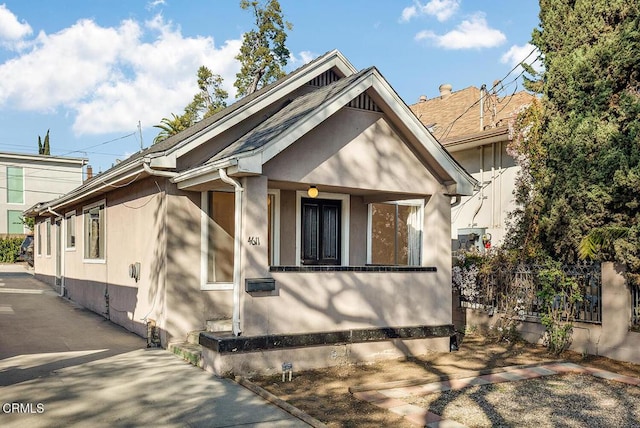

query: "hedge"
xmin=0 ymin=236 xmax=25 ymax=263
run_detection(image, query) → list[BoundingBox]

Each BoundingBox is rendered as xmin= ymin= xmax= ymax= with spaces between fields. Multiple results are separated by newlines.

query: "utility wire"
xmin=438 ymin=48 xmax=538 ymax=141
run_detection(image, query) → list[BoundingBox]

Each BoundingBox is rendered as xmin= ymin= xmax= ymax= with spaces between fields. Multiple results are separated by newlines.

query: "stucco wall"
xmin=35 ymin=177 xmax=168 ymax=339
xmin=264 ymin=108 xmax=443 ymax=195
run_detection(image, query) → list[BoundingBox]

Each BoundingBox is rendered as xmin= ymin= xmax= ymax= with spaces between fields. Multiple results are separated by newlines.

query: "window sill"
xmin=201 ymin=282 xmax=233 ymax=291
xmin=270 ymin=265 xmax=436 ymax=272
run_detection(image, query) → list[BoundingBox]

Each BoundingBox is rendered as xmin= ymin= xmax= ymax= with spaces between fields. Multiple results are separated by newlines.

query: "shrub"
xmin=0 ymin=236 xmax=24 ymax=263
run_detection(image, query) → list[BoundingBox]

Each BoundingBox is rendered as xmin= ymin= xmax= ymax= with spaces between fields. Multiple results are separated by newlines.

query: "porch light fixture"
xmin=307 ymin=185 xmax=319 ymax=198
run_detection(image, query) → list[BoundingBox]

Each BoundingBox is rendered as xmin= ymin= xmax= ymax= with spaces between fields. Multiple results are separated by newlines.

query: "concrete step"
xmin=207 ymin=319 xmax=233 ymax=333
xmin=168 ymin=342 xmax=203 ymax=368
xmin=187 ymin=330 xmax=202 ymax=345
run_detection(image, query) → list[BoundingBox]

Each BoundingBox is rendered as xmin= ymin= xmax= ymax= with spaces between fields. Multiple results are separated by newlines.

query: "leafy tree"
xmin=153 ymin=66 xmax=228 ymax=144
xmin=153 ymin=113 xmax=193 ymax=144
xmin=184 ymin=66 xmax=228 ymax=122
xmin=234 ymin=0 xmax=292 ymax=97
xmin=38 ymin=129 xmax=51 ymax=155
xmin=510 ymin=1 xmax=640 ymax=272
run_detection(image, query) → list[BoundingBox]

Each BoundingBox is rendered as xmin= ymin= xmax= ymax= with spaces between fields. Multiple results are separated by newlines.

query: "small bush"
xmin=0 ymin=236 xmax=24 ymax=263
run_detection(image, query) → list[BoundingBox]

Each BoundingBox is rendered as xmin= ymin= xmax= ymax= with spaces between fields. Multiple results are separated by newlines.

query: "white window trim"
xmin=82 ymin=199 xmax=106 ymax=264
xmin=295 ymin=190 xmax=350 ymax=267
xmin=6 ymin=166 xmax=25 ymax=205
xmin=65 ymin=210 xmax=76 ymax=251
xmin=268 ymin=189 xmax=281 ymax=266
xmin=45 ymin=218 xmax=52 ymax=258
xmin=37 ymin=222 xmax=42 ymax=257
xmin=200 ymin=191 xmax=233 ymax=291
xmin=366 ymin=199 xmax=425 ymax=265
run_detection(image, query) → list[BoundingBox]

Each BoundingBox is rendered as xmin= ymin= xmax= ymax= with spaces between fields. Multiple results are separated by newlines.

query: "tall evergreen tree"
xmin=37 ymin=129 xmax=51 ymax=155
xmin=234 ymin=0 xmax=292 ymax=97
xmin=43 ymin=129 xmax=50 ymax=155
xmin=513 ymin=1 xmax=640 ymax=271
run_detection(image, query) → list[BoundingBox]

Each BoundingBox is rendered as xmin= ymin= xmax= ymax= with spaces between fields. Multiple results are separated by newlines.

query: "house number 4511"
xmin=248 ymin=237 xmax=261 ymax=246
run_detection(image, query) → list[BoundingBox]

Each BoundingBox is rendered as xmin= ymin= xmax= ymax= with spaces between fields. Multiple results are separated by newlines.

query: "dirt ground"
xmin=251 ymin=334 xmax=640 ymax=427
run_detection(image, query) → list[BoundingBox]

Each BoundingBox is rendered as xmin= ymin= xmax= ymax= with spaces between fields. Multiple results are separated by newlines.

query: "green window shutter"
xmin=7 ymin=210 xmax=23 ymax=234
xmin=7 ymin=166 xmax=24 ymax=204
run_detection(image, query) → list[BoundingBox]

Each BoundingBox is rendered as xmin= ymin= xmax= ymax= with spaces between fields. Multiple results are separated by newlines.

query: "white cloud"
xmin=501 ymin=43 xmax=543 ymax=73
xmin=400 ymin=6 xmax=418 ymax=22
xmin=146 ymin=0 xmax=166 ymax=10
xmin=0 ymin=13 xmax=242 ymax=135
xmin=400 ymin=0 xmax=459 ymax=23
xmin=415 ymin=13 xmax=506 ymax=49
xmin=289 ymin=50 xmax=316 ymax=68
xmin=0 ymin=4 xmax=32 ymax=42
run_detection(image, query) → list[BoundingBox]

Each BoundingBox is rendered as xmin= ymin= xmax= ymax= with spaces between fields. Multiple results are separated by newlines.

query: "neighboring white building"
xmin=0 ymin=152 xmax=87 ymax=234
xmin=411 ymin=84 xmax=535 ymax=250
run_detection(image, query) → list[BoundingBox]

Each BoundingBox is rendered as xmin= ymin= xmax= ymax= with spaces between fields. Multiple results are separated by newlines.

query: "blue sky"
xmin=0 ymin=0 xmax=540 ymax=173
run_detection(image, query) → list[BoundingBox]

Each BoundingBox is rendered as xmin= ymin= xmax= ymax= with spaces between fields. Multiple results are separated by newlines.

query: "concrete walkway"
xmin=352 ymin=362 xmax=640 ymax=427
xmin=0 ymin=265 xmax=308 ymax=427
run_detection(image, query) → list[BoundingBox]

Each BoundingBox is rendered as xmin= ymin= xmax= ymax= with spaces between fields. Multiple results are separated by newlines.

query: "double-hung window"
xmin=66 ymin=211 xmax=76 ymax=249
xmin=369 ymin=200 xmax=423 ymax=266
xmin=46 ymin=219 xmax=51 ymax=256
xmin=7 ymin=210 xmax=23 ymax=234
xmin=205 ymin=191 xmax=235 ymax=283
xmin=6 ymin=166 xmax=24 ymax=204
xmin=83 ymin=202 xmax=105 ymax=260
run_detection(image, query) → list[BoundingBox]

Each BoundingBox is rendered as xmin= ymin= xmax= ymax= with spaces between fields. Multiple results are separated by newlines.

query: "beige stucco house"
xmin=410 ymin=84 xmax=535 ymax=250
xmin=28 ymin=50 xmax=477 ymax=375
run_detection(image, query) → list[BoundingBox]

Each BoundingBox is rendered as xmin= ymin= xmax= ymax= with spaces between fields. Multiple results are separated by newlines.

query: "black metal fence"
xmin=632 ymin=282 xmax=640 ymax=330
xmin=459 ymin=262 xmax=602 ymax=324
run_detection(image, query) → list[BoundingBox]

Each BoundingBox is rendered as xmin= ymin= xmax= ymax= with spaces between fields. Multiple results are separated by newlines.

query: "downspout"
xmin=46 ymin=207 xmax=65 ymax=297
xmin=143 ymin=161 xmax=179 ymax=178
xmin=218 ymin=168 xmax=243 ymax=337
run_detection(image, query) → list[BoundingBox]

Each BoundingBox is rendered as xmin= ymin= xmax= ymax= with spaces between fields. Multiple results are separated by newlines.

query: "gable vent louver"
xmin=308 ymin=69 xmax=340 ymax=87
xmin=348 ymin=92 xmax=382 ymax=112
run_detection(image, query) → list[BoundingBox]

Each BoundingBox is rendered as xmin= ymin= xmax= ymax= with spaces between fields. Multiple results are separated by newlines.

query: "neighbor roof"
xmin=410 ymin=86 xmax=535 ymax=142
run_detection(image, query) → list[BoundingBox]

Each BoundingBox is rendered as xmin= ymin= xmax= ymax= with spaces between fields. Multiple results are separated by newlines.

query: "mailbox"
xmin=245 ymin=278 xmax=276 ymax=292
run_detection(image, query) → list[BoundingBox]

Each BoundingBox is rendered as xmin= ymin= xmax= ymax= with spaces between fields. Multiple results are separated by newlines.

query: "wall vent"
xmin=308 ymin=69 xmax=340 ymax=87
xmin=348 ymin=92 xmax=382 ymax=112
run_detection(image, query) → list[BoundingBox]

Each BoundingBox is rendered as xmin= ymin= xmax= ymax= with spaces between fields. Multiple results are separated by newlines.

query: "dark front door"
xmin=301 ymin=198 xmax=341 ymax=265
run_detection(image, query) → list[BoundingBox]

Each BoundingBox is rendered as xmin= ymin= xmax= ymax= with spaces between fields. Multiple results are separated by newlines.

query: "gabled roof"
xmin=30 ymin=50 xmax=478 ymax=215
xmin=174 ymin=64 xmax=478 ymax=196
xmin=409 ymin=85 xmax=535 ymax=143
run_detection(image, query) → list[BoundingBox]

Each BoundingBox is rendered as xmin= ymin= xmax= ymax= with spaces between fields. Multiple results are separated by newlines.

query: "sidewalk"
xmin=0 ymin=264 xmax=308 ymax=427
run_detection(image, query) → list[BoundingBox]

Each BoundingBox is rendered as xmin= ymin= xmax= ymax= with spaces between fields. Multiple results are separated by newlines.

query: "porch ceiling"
xmin=267 ymin=180 xmax=427 ymax=202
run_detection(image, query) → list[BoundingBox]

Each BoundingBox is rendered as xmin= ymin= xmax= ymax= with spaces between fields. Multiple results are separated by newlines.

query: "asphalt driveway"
xmin=0 ymin=265 xmax=307 ymax=427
